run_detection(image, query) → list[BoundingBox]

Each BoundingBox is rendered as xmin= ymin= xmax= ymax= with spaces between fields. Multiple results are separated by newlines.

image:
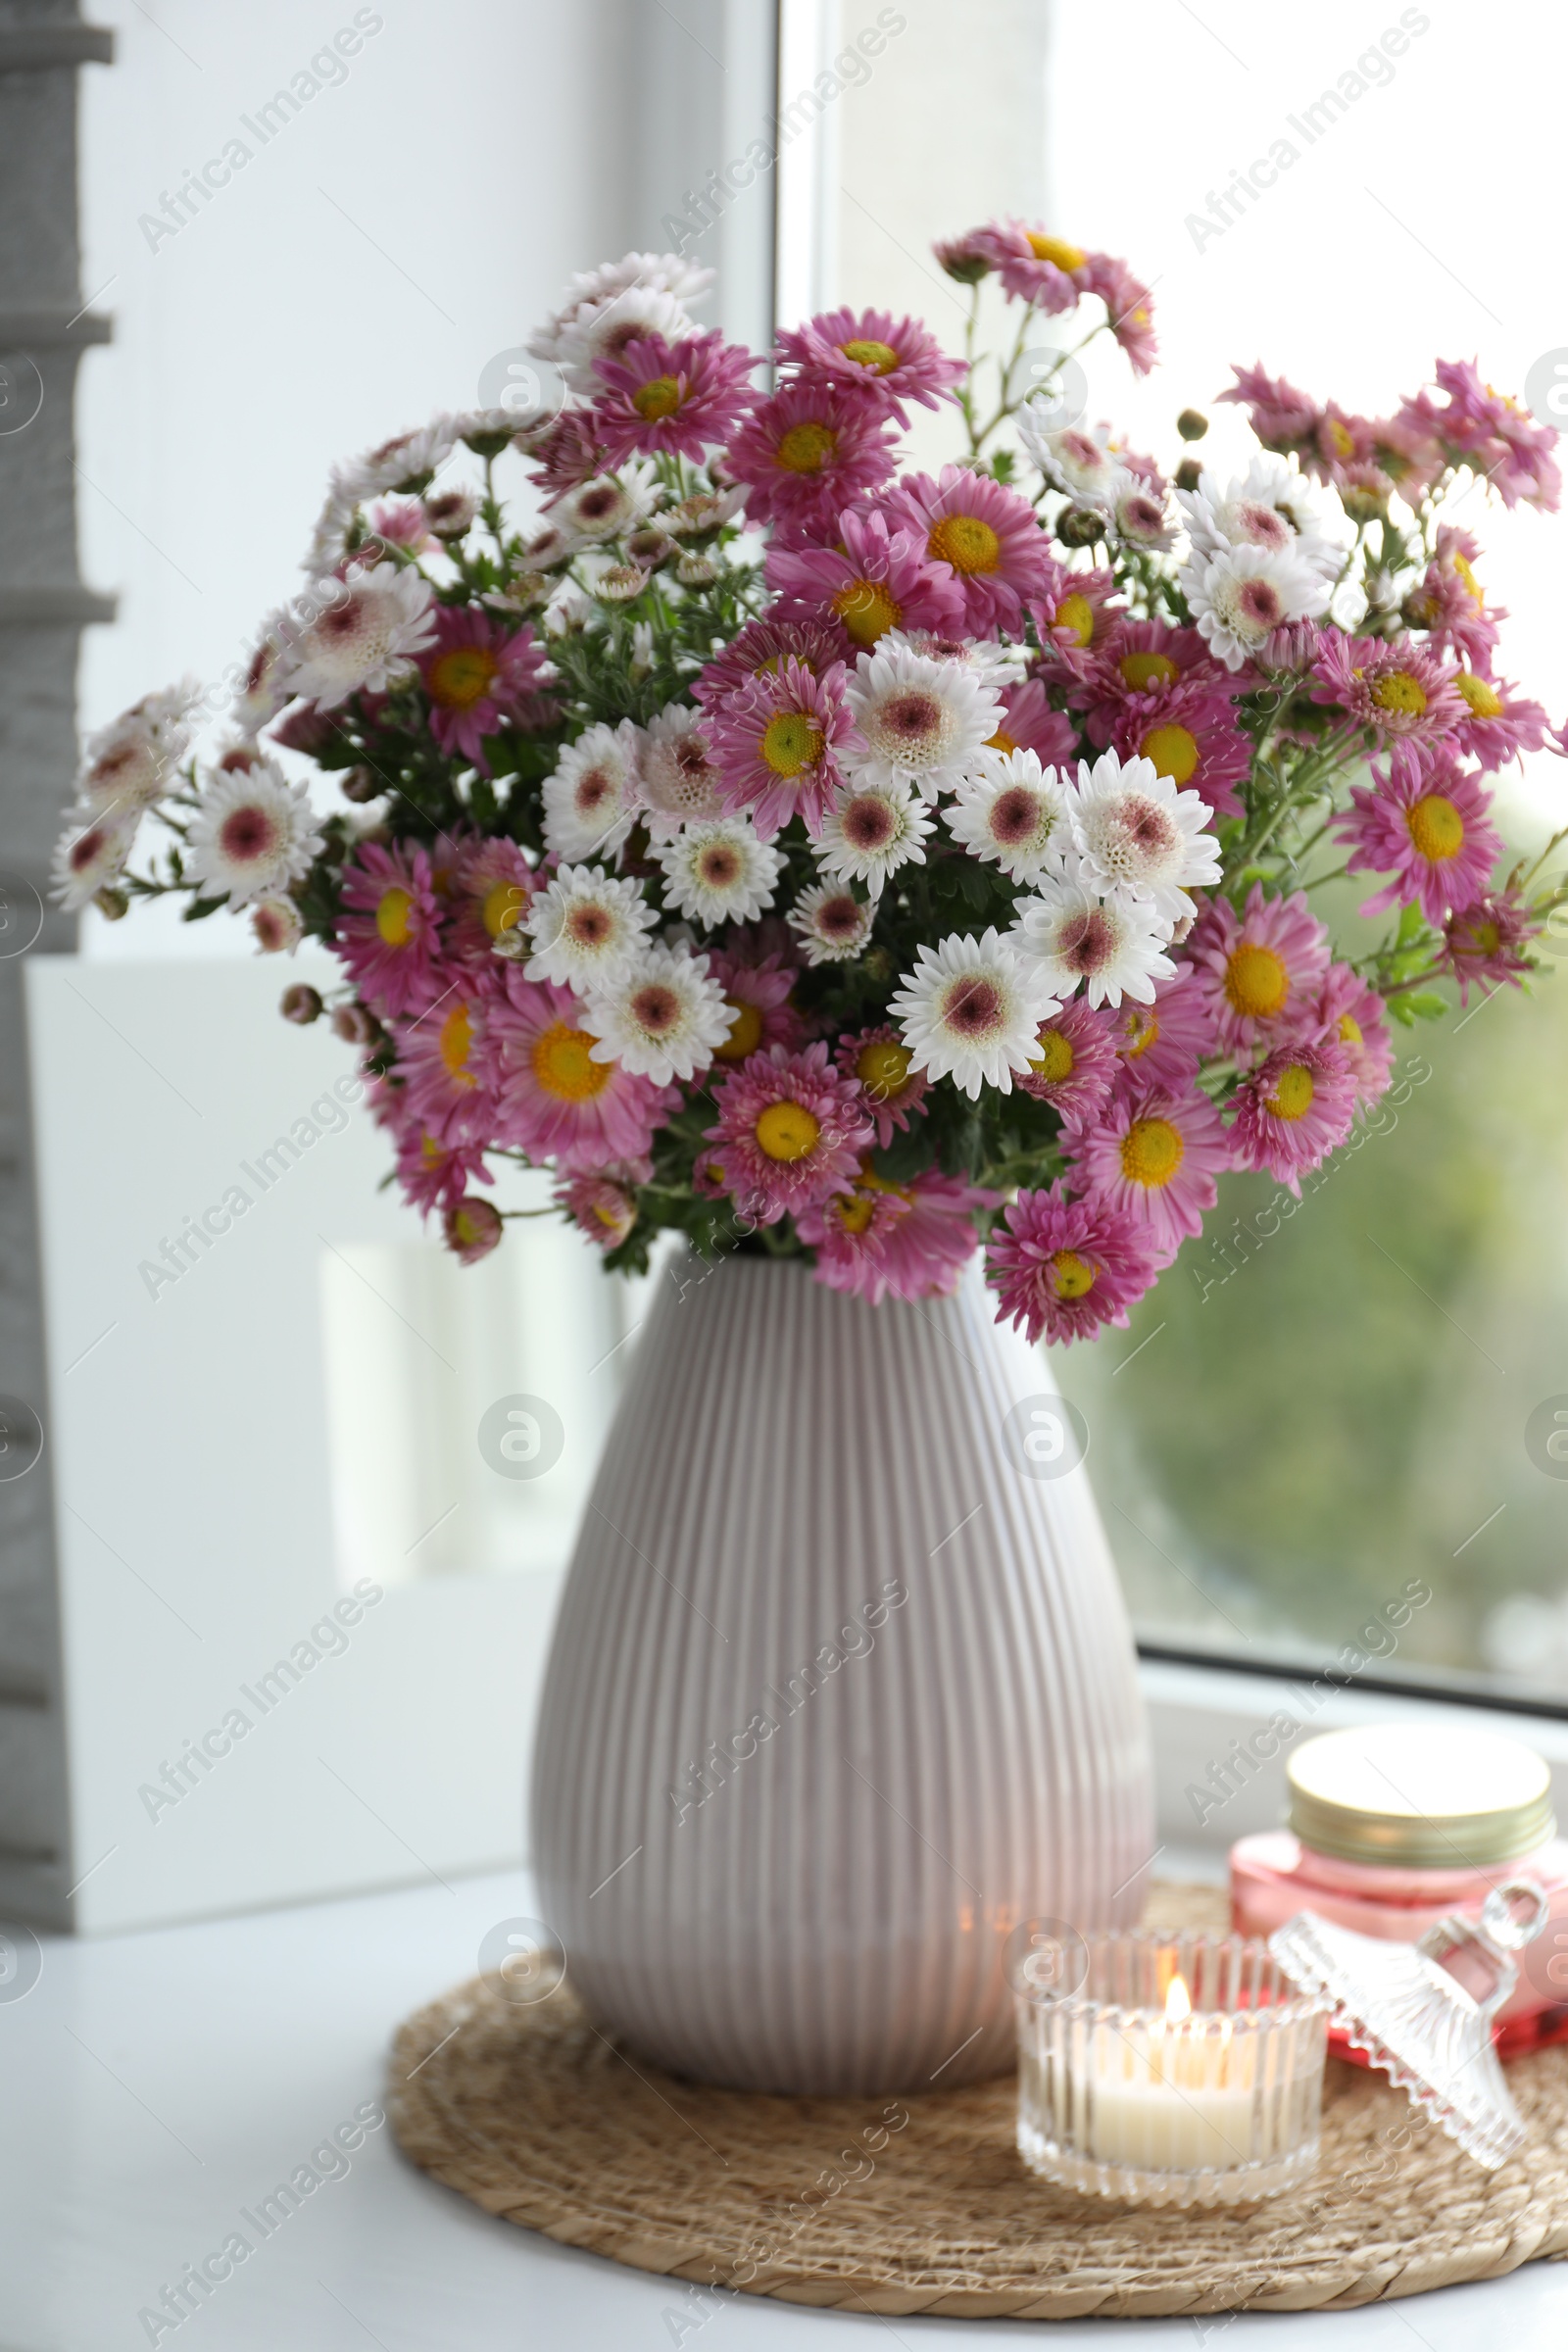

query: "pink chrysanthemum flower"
xmin=705 ymin=947 xmax=808 ymax=1065
xmin=416 ymin=610 xmax=552 ymax=772
xmin=987 ymin=676 xmax=1077 ymax=766
xmin=1016 ymin=998 xmax=1118 ymax=1126
xmin=880 ymin=1166 xmax=996 ymax=1299
xmin=482 ymin=972 xmax=677 ymax=1174
xmin=448 ymin=838 xmax=537 ymax=968
xmin=1230 ymin=1040 xmax=1357 ymax=1194
xmin=1031 ymin=565 xmax=1124 ymax=681
xmin=708 ymin=656 xmax=858 ymax=839
xmin=883 ymin=466 xmax=1054 ymax=634
xmin=774 ymin=306 xmax=967 ymax=423
xmin=1438 ymin=890 xmax=1540 ymax=1004
xmin=1310 ymin=633 xmax=1464 ymax=784
xmin=987 ymin=1179 xmax=1162 ymax=1347
xmin=1067 ymin=1082 xmax=1231 ymax=1263
xmin=1105 ymin=964 xmax=1216 ymax=1095
xmin=794 ymin=1168 xmax=912 ymax=1304
xmin=933 ymin=230 xmax=995 ymax=284
xmin=725 ymin=381 xmax=900 ymax=541
xmin=833 ymin=1024 xmax=931 ymax=1147
xmin=1078 ymin=619 xmax=1228 ymax=735
xmin=765 ymin=508 xmax=964 ymax=653
xmin=1079 ymin=253 xmax=1159 ymax=376
xmin=591 ymin=331 xmax=756 ymax=466
xmin=973 ymin=221 xmax=1098 ymax=312
xmin=1447 ymin=664 xmax=1550 ymax=770
xmin=397 ymin=995 xmax=498 ymax=1145
xmin=391 ymin=1121 xmax=495 ymax=1215
xmin=1402 ymin=526 xmax=1500 ymax=666
xmin=335 ymin=841 xmax=446 ymax=1018
xmin=1310 ymin=963 xmax=1395 ymax=1110
xmin=1401 ymin=359 xmax=1561 ymax=512
xmin=1187 ymin=884 xmax=1332 ymax=1056
xmin=556 ymin=1172 xmax=638 ymax=1250
xmin=692 ymin=616 xmax=849 ymax=710
xmin=702 ymin=1042 xmax=873 ymax=1227
xmin=442 ymin=1197 xmax=504 ymax=1263
xmin=1333 ymin=754 xmax=1502 ymax=927
xmin=1218 ymin=364 xmax=1322 ymax=453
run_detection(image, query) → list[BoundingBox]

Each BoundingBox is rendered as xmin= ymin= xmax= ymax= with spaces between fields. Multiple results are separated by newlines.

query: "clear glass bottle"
xmin=1230 ymin=1722 xmax=1568 ymax=2060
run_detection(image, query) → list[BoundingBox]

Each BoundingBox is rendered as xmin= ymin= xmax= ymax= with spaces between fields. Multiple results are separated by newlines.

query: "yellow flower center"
xmin=832 ymin=577 xmax=902 ymax=647
xmin=1120 ymin=1007 xmax=1158 ymax=1058
xmin=1119 ymin=650 xmax=1179 ymax=691
xmin=775 ymin=420 xmax=838 ymax=472
xmin=1463 ymin=917 xmax=1501 ymax=956
xmin=1406 ymin=792 xmax=1465 ymax=863
xmin=836 ymin=1189 xmax=877 ymax=1234
xmin=856 ymin=1039 xmax=912 ymax=1100
xmin=1029 ymin=1026 xmax=1075 ymax=1083
xmin=439 ymin=1004 xmax=475 ymax=1083
xmin=427 ymin=645 xmax=498 ymax=710
xmin=1140 ymin=722 xmax=1200 ymax=784
xmin=632 ymin=375 xmax=684 ymax=421
xmin=1048 ymin=1249 xmax=1097 ymax=1299
xmin=451 ymin=1206 xmax=488 ymax=1249
xmin=840 ymin=337 xmax=899 ymax=374
xmin=1266 ymin=1063 xmax=1315 ymax=1121
xmin=1325 ymin=417 xmax=1356 ymax=459
xmin=1452 ymin=552 xmax=1483 ymax=606
xmin=760 ymin=710 xmax=825 ymax=776
xmin=1224 ymin=941 xmax=1290 ymax=1020
xmin=714 ymin=998 xmax=763 ymax=1062
xmin=375 ymin=885 xmax=414 ymax=946
xmin=986 ymin=728 xmax=1019 ymax=755
xmin=928 ymin=514 xmax=1001 ymax=575
xmin=1120 ymin=1116 xmax=1185 ymax=1189
xmin=755 ymin=1101 xmax=820 ymax=1161
xmin=481 ymin=879 xmax=527 ymax=939
xmin=1370 ymin=668 xmax=1428 ymax=719
xmin=1026 ymin=233 xmax=1086 ymax=270
xmin=1054 ymin=592 xmax=1094 ymax=646
xmin=1454 ymin=670 xmax=1504 ymax=718
xmin=531 ymin=1021 xmax=612 ymax=1102
xmin=1338 ymin=1011 xmax=1363 ymax=1047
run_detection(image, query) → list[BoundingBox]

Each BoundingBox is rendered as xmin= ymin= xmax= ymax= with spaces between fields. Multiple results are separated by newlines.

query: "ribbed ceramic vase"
xmin=530 ymin=1250 xmax=1153 ymax=2094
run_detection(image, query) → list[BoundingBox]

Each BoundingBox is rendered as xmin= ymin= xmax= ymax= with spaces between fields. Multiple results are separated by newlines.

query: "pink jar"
xmin=1230 ymin=1722 xmax=1568 ymax=2060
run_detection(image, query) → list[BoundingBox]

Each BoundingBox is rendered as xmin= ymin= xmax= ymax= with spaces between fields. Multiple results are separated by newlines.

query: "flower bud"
xmin=331 ymin=1002 xmax=381 ymax=1047
xmin=93 ymin=884 xmax=129 ymax=921
xmin=444 ymin=1197 xmax=504 ymax=1264
xmin=280 ymin=983 xmax=323 ymax=1025
xmin=1175 ymin=458 xmax=1202 ymax=493
xmin=1176 ymin=408 xmax=1208 ymax=442
xmin=1056 ymin=506 xmax=1105 ymax=548
xmin=339 ymin=764 xmax=384 ymax=804
xmin=252 ymin=898 xmax=303 ymax=954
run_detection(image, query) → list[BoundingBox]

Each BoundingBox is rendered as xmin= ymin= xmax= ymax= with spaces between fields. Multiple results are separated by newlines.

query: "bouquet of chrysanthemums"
xmin=55 ymin=224 xmax=1568 ymax=1346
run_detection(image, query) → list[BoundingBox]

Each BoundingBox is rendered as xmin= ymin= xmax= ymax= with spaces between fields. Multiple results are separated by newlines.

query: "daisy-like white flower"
xmin=552 ymin=466 xmax=656 ymax=544
xmin=538 ymin=254 xmax=712 ymax=356
xmin=50 ymin=809 xmax=135 ymax=910
xmin=1181 ymin=541 xmax=1330 ymax=671
xmin=944 ymin=749 xmax=1073 ymax=884
xmin=1067 ymin=748 xmax=1222 ymax=925
xmin=546 ymin=284 xmax=696 ymax=392
xmin=787 ymin=881 xmax=874 ymax=965
xmin=330 ymin=418 xmax=459 ymax=504
xmin=891 ymin=927 xmax=1061 ymax=1099
xmin=1179 ymin=452 xmax=1347 ymax=580
xmin=638 ymin=703 xmax=726 ymax=838
xmin=1016 ymin=413 xmax=1119 ymax=502
xmin=584 ymin=945 xmax=732 ymax=1085
xmin=1010 ymin=881 xmax=1176 ymax=1008
xmin=1105 ymin=466 xmax=1176 ymax=551
xmin=542 ymin=719 xmax=644 ymax=862
xmin=816 ymin=777 xmax=933 ymax=897
xmin=281 ymin=563 xmax=437 ymax=708
xmin=654 ymin=815 xmax=783 ymax=925
xmin=186 ymin=757 xmax=325 ymax=907
xmin=75 ymin=679 xmax=201 ymax=818
xmin=843 ymin=642 xmax=1000 ymax=802
xmin=522 ymin=863 xmax=658 ymax=992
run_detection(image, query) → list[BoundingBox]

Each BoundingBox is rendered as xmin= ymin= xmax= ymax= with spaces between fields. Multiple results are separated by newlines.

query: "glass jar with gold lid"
xmin=1230 ymin=1722 xmax=1568 ymax=2058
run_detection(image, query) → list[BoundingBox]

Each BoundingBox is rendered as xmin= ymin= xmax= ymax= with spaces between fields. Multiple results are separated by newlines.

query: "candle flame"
xmin=1164 ymin=1972 xmax=1192 ymax=2024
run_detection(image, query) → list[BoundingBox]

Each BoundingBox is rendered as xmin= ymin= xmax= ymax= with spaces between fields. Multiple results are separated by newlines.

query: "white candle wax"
xmin=1074 ymin=1993 xmax=1264 ymax=2174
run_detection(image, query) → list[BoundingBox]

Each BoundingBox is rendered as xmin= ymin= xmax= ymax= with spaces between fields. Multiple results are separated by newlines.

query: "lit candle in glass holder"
xmin=1013 ymin=1928 xmax=1328 ymax=2208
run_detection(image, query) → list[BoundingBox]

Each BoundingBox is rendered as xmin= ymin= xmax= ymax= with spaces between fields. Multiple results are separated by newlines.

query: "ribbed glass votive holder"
xmin=1014 ymin=1929 xmax=1328 ymax=2207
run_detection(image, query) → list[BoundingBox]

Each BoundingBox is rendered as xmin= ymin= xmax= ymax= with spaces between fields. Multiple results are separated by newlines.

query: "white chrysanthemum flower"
xmin=1180 ymin=541 xmax=1330 ymax=671
xmin=1105 ymin=466 xmax=1176 ymax=552
xmin=330 ymin=418 xmax=458 ymax=504
xmin=251 ymin=898 xmax=303 ymax=954
xmin=279 ymin=563 xmax=436 ymax=708
xmin=553 ymin=252 xmax=714 ymax=318
xmin=1068 ymin=749 xmax=1222 ymax=925
xmin=843 ymin=643 xmax=1000 ymax=802
xmin=302 ymin=488 xmax=358 ymax=574
xmin=661 ymin=485 xmax=745 ymax=537
xmin=881 ymin=627 xmax=1025 ymax=689
xmin=186 ymin=758 xmax=326 ymax=907
xmin=654 ymin=815 xmax=782 ymax=925
xmin=1010 ymin=881 xmax=1176 ymax=1008
xmin=51 ymin=808 xmax=136 ymax=909
xmin=543 ymin=720 xmax=644 ymax=862
xmin=1016 ymin=411 xmax=1119 ymax=502
xmin=556 ymin=465 xmax=657 ymax=544
xmin=786 ymin=882 xmax=873 ymax=965
xmin=944 ymin=751 xmax=1073 ymax=885
xmin=1179 ymin=452 xmax=1348 ymax=580
xmin=546 ymin=286 xmax=695 ymax=394
xmin=816 ymin=779 xmax=932 ymax=898
xmin=76 ymin=679 xmax=200 ymax=817
xmin=230 ymin=612 xmax=296 ymax=738
xmin=584 ymin=945 xmax=731 ymax=1085
xmin=522 ymin=863 xmax=657 ymax=991
xmin=639 ymin=703 xmax=725 ymax=839
xmin=890 ymin=928 xmax=1061 ymax=1100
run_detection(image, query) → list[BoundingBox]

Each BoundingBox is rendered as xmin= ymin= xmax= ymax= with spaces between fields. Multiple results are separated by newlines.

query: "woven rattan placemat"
xmin=387 ymin=1885 xmax=1568 ymax=2318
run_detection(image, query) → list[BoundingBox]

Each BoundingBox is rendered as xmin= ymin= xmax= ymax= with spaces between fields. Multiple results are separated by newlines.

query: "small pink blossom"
xmin=416 ymin=609 xmax=552 ymax=771
xmin=591 ymin=331 xmax=756 ymax=466
xmin=1310 ymin=963 xmax=1395 ymax=1109
xmin=707 ymin=656 xmax=858 ymax=838
xmin=1333 ymin=754 xmax=1502 ymax=927
xmin=774 ymin=306 xmax=966 ymax=422
xmin=335 ymin=841 xmax=446 ymax=1019
xmin=1015 ymin=998 xmax=1118 ymax=1126
xmin=1439 ymin=890 xmax=1541 ymax=1004
xmin=1187 ymin=885 xmax=1332 ymax=1055
xmin=726 ymin=381 xmax=900 ymax=541
xmin=987 ymin=1180 xmax=1162 ymax=1347
xmin=765 ymin=508 xmax=964 ymax=652
xmin=1067 ymin=1081 xmax=1231 ymax=1263
xmin=833 ymin=1024 xmax=931 ymax=1146
xmin=703 ymin=1043 xmax=873 ymax=1226
xmin=883 ymin=466 xmax=1055 ymax=634
xmin=482 ymin=971 xmax=677 ymax=1173
xmin=1229 ymin=1040 xmax=1357 ymax=1194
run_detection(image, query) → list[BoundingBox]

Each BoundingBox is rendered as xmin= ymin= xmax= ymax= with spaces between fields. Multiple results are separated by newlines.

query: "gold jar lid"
xmin=1287 ymin=1723 xmax=1556 ymax=1868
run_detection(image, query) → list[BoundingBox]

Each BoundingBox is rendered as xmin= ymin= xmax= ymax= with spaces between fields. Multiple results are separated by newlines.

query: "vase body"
xmin=529 ymin=1252 xmax=1153 ymax=2094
